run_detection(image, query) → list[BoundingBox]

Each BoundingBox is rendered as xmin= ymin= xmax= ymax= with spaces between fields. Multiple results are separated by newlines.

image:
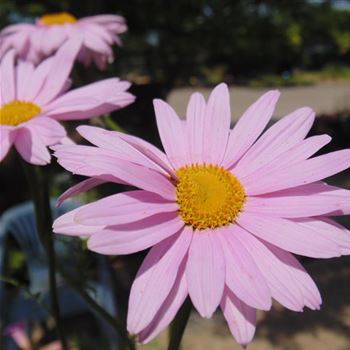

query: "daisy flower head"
xmin=0 ymin=13 xmax=127 ymax=69
xmin=53 ymin=83 xmax=350 ymax=347
xmin=0 ymin=37 xmax=135 ymax=165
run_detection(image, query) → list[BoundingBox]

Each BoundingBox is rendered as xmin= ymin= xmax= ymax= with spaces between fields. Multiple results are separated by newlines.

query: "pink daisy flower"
xmin=52 ymin=83 xmax=350 ymax=347
xmin=0 ymin=38 xmax=134 ymax=165
xmin=0 ymin=13 xmax=127 ymax=69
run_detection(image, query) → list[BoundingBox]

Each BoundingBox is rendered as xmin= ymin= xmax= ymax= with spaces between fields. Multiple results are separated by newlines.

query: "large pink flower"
xmin=0 ymin=13 xmax=127 ymax=69
xmin=53 ymin=84 xmax=350 ymax=347
xmin=0 ymin=38 xmax=134 ymax=165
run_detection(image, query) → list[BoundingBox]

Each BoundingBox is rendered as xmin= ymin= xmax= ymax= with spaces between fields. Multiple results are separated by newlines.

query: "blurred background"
xmin=1 ymin=1 xmax=350 ymax=349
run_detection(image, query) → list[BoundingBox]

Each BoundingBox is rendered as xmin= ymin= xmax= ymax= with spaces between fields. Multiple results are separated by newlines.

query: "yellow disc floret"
xmin=176 ymin=164 xmax=246 ymax=230
xmin=40 ymin=12 xmax=77 ymax=26
xmin=0 ymin=101 xmax=41 ymax=126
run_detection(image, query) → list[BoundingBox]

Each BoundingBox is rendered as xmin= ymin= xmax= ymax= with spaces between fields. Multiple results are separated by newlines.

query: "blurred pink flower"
xmin=4 ymin=321 xmax=67 ymax=350
xmin=0 ymin=13 xmax=127 ymax=69
xmin=4 ymin=322 xmax=31 ymax=349
xmin=53 ymin=83 xmax=350 ymax=347
xmin=0 ymin=37 xmax=135 ymax=165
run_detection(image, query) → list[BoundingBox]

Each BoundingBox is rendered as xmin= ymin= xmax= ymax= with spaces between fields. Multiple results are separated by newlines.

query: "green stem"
xmin=104 ymin=115 xmax=125 ymax=132
xmin=167 ymin=298 xmax=192 ymax=350
xmin=22 ymin=162 xmax=69 ymax=350
xmin=21 ymin=160 xmax=135 ymax=350
xmin=58 ymin=268 xmax=136 ymax=350
xmin=0 ymin=275 xmax=50 ymax=314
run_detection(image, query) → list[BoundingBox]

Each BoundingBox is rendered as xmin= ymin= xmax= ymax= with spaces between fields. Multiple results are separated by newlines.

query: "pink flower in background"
xmin=0 ymin=37 xmax=134 ymax=165
xmin=0 ymin=13 xmax=127 ymax=69
xmin=4 ymin=321 xmax=67 ymax=350
xmin=4 ymin=322 xmax=31 ymax=349
xmin=53 ymin=83 xmax=350 ymax=347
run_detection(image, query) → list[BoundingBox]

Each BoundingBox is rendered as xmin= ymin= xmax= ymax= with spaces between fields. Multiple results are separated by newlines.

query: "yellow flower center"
xmin=176 ymin=164 xmax=246 ymax=230
xmin=39 ymin=12 xmax=77 ymax=26
xmin=0 ymin=101 xmax=42 ymax=126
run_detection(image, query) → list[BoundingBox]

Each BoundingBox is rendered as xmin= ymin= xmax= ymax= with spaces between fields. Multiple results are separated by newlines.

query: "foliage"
xmin=248 ymin=64 xmax=350 ymax=86
xmin=1 ymin=0 xmax=350 ymax=86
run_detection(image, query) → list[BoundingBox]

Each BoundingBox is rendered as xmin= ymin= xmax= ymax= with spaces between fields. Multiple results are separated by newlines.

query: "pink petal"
xmin=87 ymin=213 xmax=185 ymax=255
xmin=291 ymin=217 xmax=350 ymax=255
xmin=154 ymin=99 xmax=188 ymax=169
xmin=57 ymin=177 xmax=108 ymax=207
xmin=234 ymin=107 xmax=315 ymax=178
xmin=203 ymin=83 xmax=231 ymax=164
xmin=23 ymin=117 xmax=66 ymax=146
xmin=118 ymin=131 xmax=176 ymax=177
xmin=1 ymin=23 xmax=33 ymax=35
xmin=81 ymin=15 xmax=126 ymax=25
xmin=35 ymin=36 xmax=82 ymax=105
xmin=234 ymin=226 xmax=305 ymax=311
xmin=59 ymin=136 xmax=75 ymax=145
xmin=4 ymin=322 xmax=31 ymax=349
xmin=0 ymin=127 xmax=13 ymax=162
xmin=221 ymin=287 xmax=256 ymax=348
xmin=14 ymin=127 xmax=50 ymax=165
xmin=321 ymin=218 xmax=350 ymax=254
xmin=76 ymin=126 xmax=170 ymax=175
xmin=186 ymin=92 xmax=206 ymax=164
xmin=53 ymin=144 xmax=175 ymax=200
xmin=127 ymin=227 xmax=192 ymax=334
xmin=84 ymin=23 xmax=114 ymax=44
xmin=186 ymin=230 xmax=225 ymax=318
xmin=138 ymin=260 xmax=188 ymax=344
xmin=29 ymin=27 xmax=45 ymax=52
xmin=16 ymin=60 xmax=35 ymax=100
xmin=218 ymin=226 xmax=272 ymax=310
xmin=83 ymin=31 xmax=112 ymax=55
xmin=75 ymin=190 xmax=178 ymax=226
xmin=81 ymin=15 xmax=126 ymax=26
xmin=40 ymin=26 xmax=66 ymax=56
xmin=240 ymin=134 xmax=331 ymax=185
xmin=44 ymin=79 xmax=135 ymax=120
xmin=53 ymin=145 xmax=125 ymax=185
xmin=245 ymin=182 xmax=350 ymax=217
xmin=53 ymin=144 xmax=120 ymax=175
xmin=25 ymin=57 xmax=54 ymax=101
xmin=53 ymin=205 xmax=104 ymax=236
xmin=222 ymin=90 xmax=280 ymax=168
xmin=243 ymin=149 xmax=350 ymax=195
xmin=1 ymin=50 xmax=16 ymax=103
xmin=237 ymin=212 xmax=341 ymax=258
xmin=266 ymin=242 xmax=322 ymax=310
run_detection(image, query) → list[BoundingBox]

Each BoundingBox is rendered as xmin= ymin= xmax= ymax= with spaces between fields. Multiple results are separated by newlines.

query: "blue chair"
xmin=0 ymin=201 xmax=119 ymax=350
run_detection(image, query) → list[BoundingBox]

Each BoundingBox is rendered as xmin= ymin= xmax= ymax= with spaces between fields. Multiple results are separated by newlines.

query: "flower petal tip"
xmin=214 ymin=82 xmax=229 ymax=91
xmin=153 ymin=98 xmax=166 ymax=107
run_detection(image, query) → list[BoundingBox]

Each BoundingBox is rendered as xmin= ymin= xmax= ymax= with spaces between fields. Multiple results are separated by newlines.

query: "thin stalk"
xmin=167 ymin=298 xmax=192 ymax=350
xmin=22 ymin=162 xmax=69 ymax=350
xmin=21 ymin=160 xmax=135 ymax=350
xmin=0 ymin=275 xmax=50 ymax=314
xmin=58 ymin=268 xmax=136 ymax=350
xmin=104 ymin=115 xmax=125 ymax=132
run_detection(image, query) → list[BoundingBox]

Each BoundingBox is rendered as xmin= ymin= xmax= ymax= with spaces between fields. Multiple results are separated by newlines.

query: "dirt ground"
xmin=168 ymin=82 xmax=350 ymax=121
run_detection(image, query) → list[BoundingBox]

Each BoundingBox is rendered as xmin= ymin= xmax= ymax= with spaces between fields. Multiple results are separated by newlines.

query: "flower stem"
xmin=103 ymin=115 xmax=125 ymax=132
xmin=22 ymin=162 xmax=69 ymax=350
xmin=0 ymin=275 xmax=51 ymax=314
xmin=21 ymin=160 xmax=135 ymax=350
xmin=167 ymin=298 xmax=192 ymax=350
xmin=57 ymin=267 xmax=136 ymax=350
